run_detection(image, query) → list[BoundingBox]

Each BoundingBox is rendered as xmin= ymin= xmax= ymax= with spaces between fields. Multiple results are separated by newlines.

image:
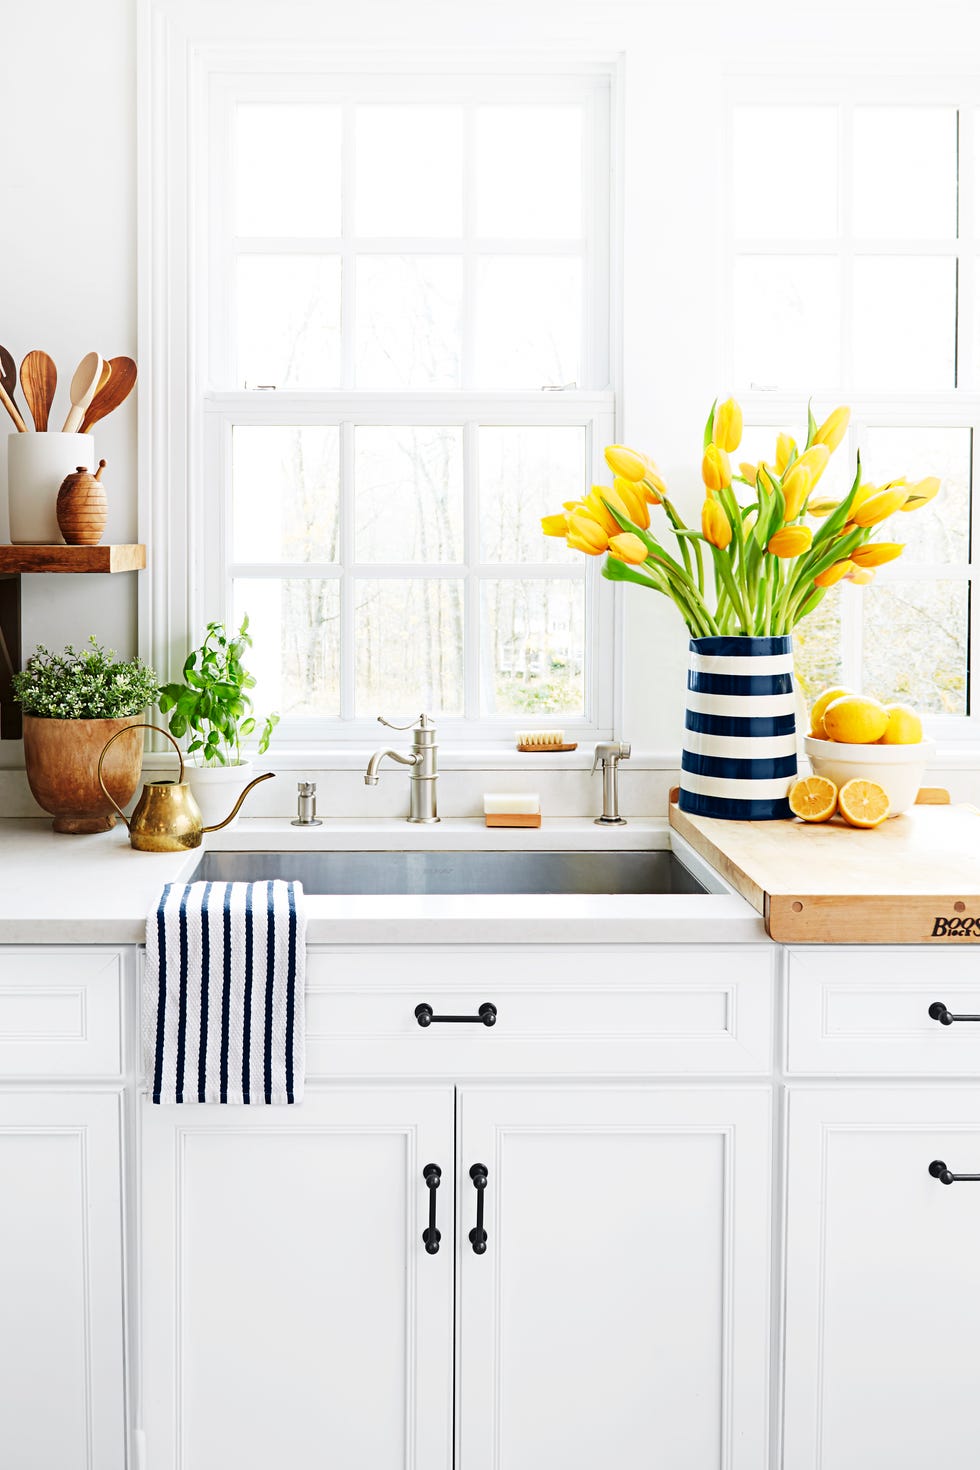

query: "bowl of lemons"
xmin=802 ymin=686 xmax=934 ymax=819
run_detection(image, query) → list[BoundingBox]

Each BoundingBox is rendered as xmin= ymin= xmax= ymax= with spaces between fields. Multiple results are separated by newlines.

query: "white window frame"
xmin=141 ymin=29 xmax=621 ymax=749
xmin=724 ymin=75 xmax=980 ymax=745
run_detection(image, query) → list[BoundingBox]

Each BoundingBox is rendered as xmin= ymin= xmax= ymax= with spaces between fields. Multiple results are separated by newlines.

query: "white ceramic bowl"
xmin=804 ymin=735 xmax=935 ymax=818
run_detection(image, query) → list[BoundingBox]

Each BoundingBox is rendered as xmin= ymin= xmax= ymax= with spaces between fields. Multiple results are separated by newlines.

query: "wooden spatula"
xmin=20 ymin=350 xmax=57 ymax=431
xmin=61 ymin=352 xmax=104 ymax=433
xmin=80 ymin=355 xmax=137 ymax=432
xmin=0 ymin=345 xmax=26 ymax=431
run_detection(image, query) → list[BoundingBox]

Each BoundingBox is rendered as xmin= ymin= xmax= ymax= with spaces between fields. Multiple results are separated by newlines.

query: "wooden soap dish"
xmin=516 ymin=742 xmax=578 ymax=753
xmin=485 ymin=813 xmax=542 ymax=828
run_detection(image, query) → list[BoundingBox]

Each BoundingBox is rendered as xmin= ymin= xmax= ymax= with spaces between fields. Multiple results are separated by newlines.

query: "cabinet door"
xmin=456 ymin=1085 xmax=772 ymax=1470
xmin=141 ymin=1086 xmax=454 ymax=1470
xmin=0 ymin=1091 xmax=125 ymax=1470
xmin=783 ymin=1088 xmax=980 ymax=1469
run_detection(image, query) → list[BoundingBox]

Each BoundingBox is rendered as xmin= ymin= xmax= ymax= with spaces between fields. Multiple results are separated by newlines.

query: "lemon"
xmin=788 ymin=775 xmax=838 ymax=823
xmin=823 ymin=694 xmax=889 ymax=745
xmin=838 ymin=778 xmax=890 ymax=828
xmin=878 ymin=703 xmax=923 ymax=745
xmin=808 ymin=685 xmax=853 ymax=740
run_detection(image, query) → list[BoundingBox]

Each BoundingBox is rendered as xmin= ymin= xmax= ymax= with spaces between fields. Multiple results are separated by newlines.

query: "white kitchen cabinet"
xmin=0 ymin=1090 xmax=126 ymax=1470
xmin=456 ymin=1084 xmax=773 ymax=1470
xmin=140 ymin=1084 xmax=455 ymax=1470
xmin=783 ymin=1087 xmax=980 ymax=1470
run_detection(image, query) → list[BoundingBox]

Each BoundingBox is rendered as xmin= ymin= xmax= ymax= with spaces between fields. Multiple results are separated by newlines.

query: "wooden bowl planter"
xmin=23 ymin=714 xmax=144 ymax=833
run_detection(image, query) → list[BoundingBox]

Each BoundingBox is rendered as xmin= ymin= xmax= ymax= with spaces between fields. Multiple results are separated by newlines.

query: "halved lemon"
xmin=788 ymin=775 xmax=838 ymax=823
xmin=838 ymin=778 xmax=890 ymax=829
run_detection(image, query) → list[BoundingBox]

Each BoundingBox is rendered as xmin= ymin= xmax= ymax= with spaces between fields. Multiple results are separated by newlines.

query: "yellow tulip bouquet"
xmin=542 ymin=398 xmax=939 ymax=638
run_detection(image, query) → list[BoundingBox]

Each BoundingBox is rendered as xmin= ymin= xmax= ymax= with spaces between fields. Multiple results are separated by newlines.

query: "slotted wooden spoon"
xmin=61 ymin=352 xmax=104 ymax=433
xmin=80 ymin=356 xmax=137 ymax=432
xmin=20 ymin=350 xmax=57 ymax=431
xmin=0 ymin=345 xmax=26 ymax=431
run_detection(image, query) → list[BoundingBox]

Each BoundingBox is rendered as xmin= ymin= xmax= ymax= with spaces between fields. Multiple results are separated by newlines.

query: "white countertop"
xmin=0 ymin=817 xmax=766 ymax=946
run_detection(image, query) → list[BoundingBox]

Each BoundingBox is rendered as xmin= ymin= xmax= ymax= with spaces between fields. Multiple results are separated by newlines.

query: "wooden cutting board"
xmin=669 ymin=794 xmax=980 ymax=944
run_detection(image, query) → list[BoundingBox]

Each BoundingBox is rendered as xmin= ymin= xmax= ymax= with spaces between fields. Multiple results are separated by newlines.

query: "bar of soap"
xmin=483 ymin=792 xmax=540 ymax=815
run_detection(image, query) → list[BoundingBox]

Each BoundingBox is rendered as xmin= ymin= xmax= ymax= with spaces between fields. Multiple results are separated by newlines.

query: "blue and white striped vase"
xmin=678 ymin=635 xmax=798 ymax=820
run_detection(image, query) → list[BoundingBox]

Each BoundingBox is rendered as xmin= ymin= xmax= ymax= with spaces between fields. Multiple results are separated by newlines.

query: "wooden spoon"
xmin=0 ymin=345 xmax=26 ymax=430
xmin=20 ymin=350 xmax=57 ymax=431
xmin=80 ymin=356 xmax=137 ymax=433
xmin=61 ymin=352 xmax=104 ymax=434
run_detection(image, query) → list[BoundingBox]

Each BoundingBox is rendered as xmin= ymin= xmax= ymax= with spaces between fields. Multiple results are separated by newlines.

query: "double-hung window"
xmin=726 ymin=83 xmax=978 ymax=741
xmin=189 ymin=66 xmax=616 ymax=743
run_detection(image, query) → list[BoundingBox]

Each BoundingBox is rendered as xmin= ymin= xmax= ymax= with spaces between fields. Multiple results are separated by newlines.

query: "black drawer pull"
xmin=415 ymin=1002 xmax=497 ymax=1028
xmin=929 ymin=1001 xmax=980 ymax=1026
xmin=422 ymin=1163 xmax=442 ymax=1254
xmin=929 ymin=1160 xmax=980 ymax=1185
xmin=469 ymin=1163 xmax=488 ymax=1254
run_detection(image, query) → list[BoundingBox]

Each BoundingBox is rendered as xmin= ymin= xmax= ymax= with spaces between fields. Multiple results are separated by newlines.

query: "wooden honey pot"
xmin=57 ymin=457 xmax=108 ymax=545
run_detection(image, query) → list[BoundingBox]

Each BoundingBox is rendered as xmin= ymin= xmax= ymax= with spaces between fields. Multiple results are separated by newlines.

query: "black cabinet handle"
xmin=422 ymin=1163 xmax=442 ymax=1254
xmin=468 ymin=1163 xmax=488 ymax=1254
xmin=415 ymin=1002 xmax=497 ymax=1028
xmin=929 ymin=1159 xmax=980 ymax=1185
xmin=929 ymin=1001 xmax=980 ymax=1026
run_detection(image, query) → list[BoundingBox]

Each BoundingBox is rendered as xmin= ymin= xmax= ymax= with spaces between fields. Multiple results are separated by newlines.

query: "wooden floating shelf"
xmin=0 ymin=544 xmax=146 ymax=574
xmin=0 ymin=545 xmax=148 ymax=740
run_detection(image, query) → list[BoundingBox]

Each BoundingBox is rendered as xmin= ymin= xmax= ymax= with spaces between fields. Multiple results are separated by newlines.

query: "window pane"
xmin=236 ymin=256 xmax=341 ymax=388
xmin=355 ymin=256 xmax=462 ymax=389
xmin=852 ymin=257 xmax=955 ymax=390
xmin=793 ymin=585 xmax=844 ymax=705
xmin=475 ymin=257 xmax=581 ymax=389
xmin=235 ymin=104 xmax=342 ymax=237
xmin=232 ymin=427 xmax=340 ymax=563
xmin=481 ymin=579 xmax=585 ymax=716
xmin=733 ymin=257 xmax=840 ymax=390
xmin=233 ymin=578 xmax=341 ymax=718
xmin=862 ymin=427 xmax=971 ymax=565
xmin=479 ymin=426 xmax=583 ymax=562
xmin=475 ymin=106 xmax=583 ymax=239
xmin=354 ymin=427 xmax=463 ymax=563
xmin=355 ymin=106 xmax=463 ymax=236
xmin=732 ymin=107 xmax=838 ymax=241
xmin=853 ymin=107 xmax=957 ymax=240
xmin=862 ymin=580 xmax=969 ymax=714
xmin=355 ymin=579 xmax=464 ymax=715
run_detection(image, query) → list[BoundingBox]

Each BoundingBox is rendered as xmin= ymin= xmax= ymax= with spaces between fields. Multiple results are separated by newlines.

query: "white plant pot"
xmin=185 ymin=760 xmax=254 ymax=833
xmin=7 ymin=433 xmax=94 ymax=545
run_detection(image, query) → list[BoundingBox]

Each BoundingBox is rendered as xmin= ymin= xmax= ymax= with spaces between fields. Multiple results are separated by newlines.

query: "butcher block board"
xmin=669 ymin=797 xmax=980 ymax=944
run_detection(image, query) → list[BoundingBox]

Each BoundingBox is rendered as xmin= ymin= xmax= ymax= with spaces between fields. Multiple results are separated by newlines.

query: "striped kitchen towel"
xmin=145 ymin=880 xmax=306 ymax=1105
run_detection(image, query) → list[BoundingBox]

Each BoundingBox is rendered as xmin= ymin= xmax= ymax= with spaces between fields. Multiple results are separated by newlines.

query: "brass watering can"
xmin=97 ymin=723 xmax=275 ymax=852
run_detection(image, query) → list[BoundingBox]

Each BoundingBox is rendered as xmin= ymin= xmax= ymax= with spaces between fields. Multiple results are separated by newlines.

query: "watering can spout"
xmin=202 ymin=771 xmax=275 ymax=832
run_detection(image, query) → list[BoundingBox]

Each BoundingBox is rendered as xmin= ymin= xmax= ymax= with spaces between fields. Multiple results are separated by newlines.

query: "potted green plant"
xmin=158 ymin=616 xmax=278 ymax=829
xmin=13 ymin=638 xmax=159 ymax=833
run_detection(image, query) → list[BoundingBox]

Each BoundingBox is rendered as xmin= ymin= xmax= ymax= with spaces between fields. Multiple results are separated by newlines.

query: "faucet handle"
xmin=378 ymin=713 xmax=434 ymax=731
xmin=591 ymin=740 xmax=631 ymax=776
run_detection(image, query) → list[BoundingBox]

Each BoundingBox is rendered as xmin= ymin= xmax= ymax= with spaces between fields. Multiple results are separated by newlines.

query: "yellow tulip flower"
xmin=604 ymin=444 xmax=650 ymax=482
xmin=807 ymin=495 xmax=840 ymax=518
xmin=851 ymin=485 xmax=910 ymax=527
xmin=814 ymin=559 xmax=854 ymax=588
xmin=607 ymin=532 xmax=649 ymax=565
xmin=712 ymin=398 xmax=743 ymax=453
xmin=738 ymin=461 xmax=758 ymax=483
xmin=850 ymin=542 xmax=904 ymax=568
xmin=701 ymin=496 xmax=732 ymax=548
xmin=541 ymin=513 xmax=569 ymax=537
xmin=845 ymin=565 xmax=876 ymax=585
xmin=767 ymin=525 xmax=813 ymax=558
xmin=899 ymin=476 xmax=940 ymax=511
xmin=756 ymin=462 xmax=776 ymax=494
xmin=612 ymin=477 xmax=652 ymax=530
xmin=775 ymin=433 xmax=796 ymax=476
xmin=566 ymin=508 xmax=611 ymax=555
xmin=781 ymin=444 xmax=830 ymax=519
xmin=702 ymin=444 xmax=732 ymax=492
xmin=812 ymin=405 xmax=851 ymax=453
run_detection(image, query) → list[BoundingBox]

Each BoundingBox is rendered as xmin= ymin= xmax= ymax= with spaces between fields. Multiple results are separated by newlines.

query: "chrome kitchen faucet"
xmin=364 ymin=714 xmax=440 ymax=823
xmin=592 ymin=740 xmax=631 ymax=825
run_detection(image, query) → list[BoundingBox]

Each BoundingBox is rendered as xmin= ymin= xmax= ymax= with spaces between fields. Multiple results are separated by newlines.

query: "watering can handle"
xmin=97 ymin=723 xmax=184 ymax=828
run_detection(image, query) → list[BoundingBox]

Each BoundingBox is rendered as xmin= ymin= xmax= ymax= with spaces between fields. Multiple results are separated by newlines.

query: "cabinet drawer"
xmin=306 ymin=945 xmax=774 ymax=1077
xmin=786 ymin=947 xmax=980 ymax=1075
xmin=0 ymin=947 xmax=125 ymax=1077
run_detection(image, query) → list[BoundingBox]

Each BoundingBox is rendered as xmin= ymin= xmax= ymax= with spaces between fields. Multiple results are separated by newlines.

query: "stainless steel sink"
xmin=193 ymin=849 xmax=707 ymax=896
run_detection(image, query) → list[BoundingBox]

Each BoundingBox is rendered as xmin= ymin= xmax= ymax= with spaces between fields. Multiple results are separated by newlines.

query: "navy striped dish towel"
xmin=145 ymin=880 xmax=306 ymax=1105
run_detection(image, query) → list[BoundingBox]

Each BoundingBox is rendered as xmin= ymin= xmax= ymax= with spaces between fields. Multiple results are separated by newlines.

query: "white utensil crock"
xmin=6 ymin=433 xmax=94 ymax=544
